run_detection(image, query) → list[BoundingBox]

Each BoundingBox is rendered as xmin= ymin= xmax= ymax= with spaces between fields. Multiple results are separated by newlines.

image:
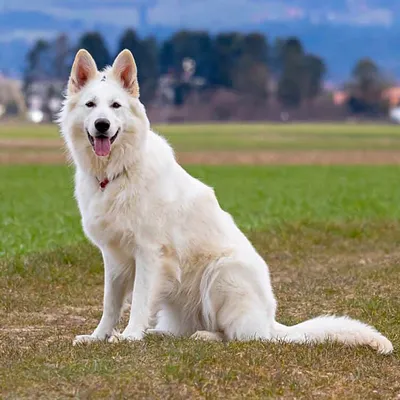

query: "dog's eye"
xmin=85 ymin=101 xmax=96 ymax=108
xmin=111 ymin=102 xmax=121 ymax=109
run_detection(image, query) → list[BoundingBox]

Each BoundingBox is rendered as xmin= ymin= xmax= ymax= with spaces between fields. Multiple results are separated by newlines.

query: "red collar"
xmin=99 ymin=178 xmax=109 ymax=190
xmin=96 ymin=171 xmax=123 ymax=191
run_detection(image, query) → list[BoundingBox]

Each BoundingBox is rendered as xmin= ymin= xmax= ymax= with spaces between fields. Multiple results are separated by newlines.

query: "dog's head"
xmin=60 ymin=49 xmax=149 ymax=172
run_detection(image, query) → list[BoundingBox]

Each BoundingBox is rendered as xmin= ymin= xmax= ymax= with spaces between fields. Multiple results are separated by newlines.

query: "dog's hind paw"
xmin=73 ymin=334 xmax=105 ymax=346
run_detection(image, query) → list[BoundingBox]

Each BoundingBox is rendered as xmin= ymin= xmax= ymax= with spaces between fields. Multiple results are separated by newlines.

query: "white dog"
xmin=58 ymin=49 xmax=393 ymax=354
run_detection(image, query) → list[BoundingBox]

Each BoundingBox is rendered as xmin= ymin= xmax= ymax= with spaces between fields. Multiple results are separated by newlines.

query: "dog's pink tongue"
xmin=94 ymin=137 xmax=111 ymax=156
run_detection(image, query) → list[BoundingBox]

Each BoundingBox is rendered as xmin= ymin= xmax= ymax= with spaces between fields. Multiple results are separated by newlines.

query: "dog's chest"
xmin=76 ymin=179 xmax=162 ymax=250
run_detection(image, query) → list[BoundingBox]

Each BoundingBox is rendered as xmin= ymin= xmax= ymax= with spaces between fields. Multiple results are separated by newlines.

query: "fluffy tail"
xmin=272 ymin=315 xmax=393 ymax=354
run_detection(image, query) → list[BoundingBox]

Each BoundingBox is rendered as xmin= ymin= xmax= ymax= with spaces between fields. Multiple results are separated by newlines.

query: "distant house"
xmin=382 ymin=87 xmax=400 ymax=107
xmin=25 ymin=79 xmax=64 ymax=122
xmin=332 ymin=86 xmax=400 ymax=109
xmin=332 ymin=90 xmax=348 ymax=106
xmin=0 ymin=74 xmax=26 ymax=116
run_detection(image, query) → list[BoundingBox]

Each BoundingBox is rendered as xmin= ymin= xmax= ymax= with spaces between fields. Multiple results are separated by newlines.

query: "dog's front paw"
xmin=108 ymin=331 xmax=144 ymax=343
xmin=145 ymin=328 xmax=174 ymax=338
xmin=73 ymin=334 xmax=106 ymax=346
xmin=190 ymin=331 xmax=224 ymax=342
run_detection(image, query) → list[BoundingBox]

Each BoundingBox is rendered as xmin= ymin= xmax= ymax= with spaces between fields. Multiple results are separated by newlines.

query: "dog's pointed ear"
xmin=68 ymin=49 xmax=97 ymax=94
xmin=112 ymin=49 xmax=139 ymax=97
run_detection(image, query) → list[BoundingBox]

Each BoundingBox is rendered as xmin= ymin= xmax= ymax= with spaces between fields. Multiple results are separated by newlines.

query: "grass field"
xmin=3 ymin=122 xmax=400 ymax=152
xmin=1 ymin=123 xmax=400 ymax=398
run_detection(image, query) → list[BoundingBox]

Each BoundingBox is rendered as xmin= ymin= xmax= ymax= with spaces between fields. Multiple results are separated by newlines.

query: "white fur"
xmin=59 ymin=50 xmax=393 ymax=354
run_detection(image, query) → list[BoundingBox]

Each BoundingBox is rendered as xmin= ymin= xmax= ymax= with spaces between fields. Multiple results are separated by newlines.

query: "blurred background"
xmin=2 ymin=2 xmax=400 ymax=396
xmin=1 ymin=0 xmax=400 ymax=124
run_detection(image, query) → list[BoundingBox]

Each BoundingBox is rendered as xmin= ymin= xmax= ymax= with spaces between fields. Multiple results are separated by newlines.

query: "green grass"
xmin=0 ymin=123 xmax=59 ymax=139
xmin=2 ymin=165 xmax=400 ymax=257
xmin=158 ymin=123 xmax=400 ymax=151
xmin=1 ymin=164 xmax=400 ymax=398
xmin=3 ymin=122 xmax=400 ymax=150
xmin=0 ymin=166 xmax=80 ymax=257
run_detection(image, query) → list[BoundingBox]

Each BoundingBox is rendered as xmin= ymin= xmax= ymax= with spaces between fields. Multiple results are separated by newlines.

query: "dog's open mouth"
xmin=87 ymin=129 xmax=119 ymax=157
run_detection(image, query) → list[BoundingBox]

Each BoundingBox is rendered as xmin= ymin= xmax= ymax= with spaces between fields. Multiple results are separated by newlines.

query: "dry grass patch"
xmin=1 ymin=224 xmax=399 ymax=399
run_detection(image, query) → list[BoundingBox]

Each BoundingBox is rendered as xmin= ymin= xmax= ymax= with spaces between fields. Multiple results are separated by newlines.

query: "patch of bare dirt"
xmin=0 ymin=139 xmax=62 ymax=148
xmin=0 ymin=152 xmax=67 ymax=164
xmin=177 ymin=150 xmax=400 ymax=165
xmin=3 ymin=147 xmax=400 ymax=165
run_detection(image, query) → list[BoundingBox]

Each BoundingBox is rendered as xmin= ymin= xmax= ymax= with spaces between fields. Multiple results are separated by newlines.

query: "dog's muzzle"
xmin=86 ymin=129 xmax=120 ymax=157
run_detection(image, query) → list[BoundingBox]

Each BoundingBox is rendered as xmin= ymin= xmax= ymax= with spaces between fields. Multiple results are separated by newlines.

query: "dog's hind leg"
xmin=209 ymin=261 xmax=276 ymax=341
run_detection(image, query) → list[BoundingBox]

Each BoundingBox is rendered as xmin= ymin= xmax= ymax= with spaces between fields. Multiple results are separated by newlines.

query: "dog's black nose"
xmin=94 ymin=118 xmax=110 ymax=134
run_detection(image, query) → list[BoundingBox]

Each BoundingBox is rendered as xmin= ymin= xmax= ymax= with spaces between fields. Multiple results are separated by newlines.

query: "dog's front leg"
xmin=109 ymin=248 xmax=159 ymax=342
xmin=73 ymin=249 xmax=133 ymax=345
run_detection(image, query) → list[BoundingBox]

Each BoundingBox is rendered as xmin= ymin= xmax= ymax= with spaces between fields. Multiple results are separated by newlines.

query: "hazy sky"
xmin=1 ymin=0 xmax=396 ymax=29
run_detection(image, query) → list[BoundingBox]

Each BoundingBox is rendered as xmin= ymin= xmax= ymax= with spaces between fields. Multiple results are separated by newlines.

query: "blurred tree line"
xmin=24 ymin=29 xmax=391 ymax=116
xmin=345 ymin=58 xmax=392 ymax=116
